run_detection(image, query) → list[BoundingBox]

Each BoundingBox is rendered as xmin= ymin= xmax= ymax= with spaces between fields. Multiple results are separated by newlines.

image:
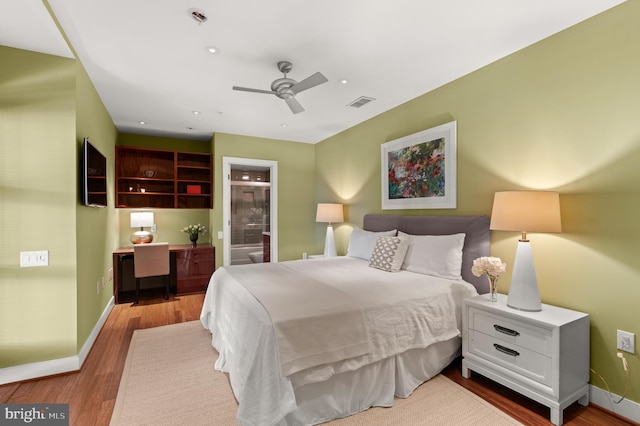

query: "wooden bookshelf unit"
xmin=115 ymin=146 xmax=212 ymax=209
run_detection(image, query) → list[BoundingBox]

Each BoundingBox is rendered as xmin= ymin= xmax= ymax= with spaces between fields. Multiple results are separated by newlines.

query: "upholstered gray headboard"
xmin=363 ymin=214 xmax=491 ymax=294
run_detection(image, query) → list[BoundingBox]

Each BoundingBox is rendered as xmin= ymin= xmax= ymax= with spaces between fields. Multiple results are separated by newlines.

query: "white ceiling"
xmin=2 ymin=0 xmax=625 ymax=144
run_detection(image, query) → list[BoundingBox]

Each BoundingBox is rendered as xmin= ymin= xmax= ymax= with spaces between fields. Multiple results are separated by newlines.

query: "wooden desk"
xmin=113 ymin=244 xmax=215 ymax=304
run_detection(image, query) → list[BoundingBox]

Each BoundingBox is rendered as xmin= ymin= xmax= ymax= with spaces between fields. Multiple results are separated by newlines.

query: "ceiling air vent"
xmin=347 ymin=96 xmax=375 ymax=108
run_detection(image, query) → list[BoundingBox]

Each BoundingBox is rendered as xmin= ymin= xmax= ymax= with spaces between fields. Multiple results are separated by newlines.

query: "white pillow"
xmin=369 ymin=235 xmax=410 ymax=272
xmin=347 ymin=227 xmax=397 ymax=261
xmin=399 ymin=232 xmax=466 ymax=280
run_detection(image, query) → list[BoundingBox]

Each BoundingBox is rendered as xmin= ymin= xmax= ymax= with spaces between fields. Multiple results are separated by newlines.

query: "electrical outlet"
xmin=218 ymin=231 xmax=224 ymax=240
xmin=617 ymin=330 xmax=635 ymax=353
xmin=108 ymin=267 xmax=113 ymax=281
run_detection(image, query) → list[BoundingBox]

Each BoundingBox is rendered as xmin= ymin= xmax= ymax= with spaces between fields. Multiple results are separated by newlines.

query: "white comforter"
xmin=220 ymin=260 xmax=370 ymax=377
xmin=200 ymin=257 xmax=477 ymax=426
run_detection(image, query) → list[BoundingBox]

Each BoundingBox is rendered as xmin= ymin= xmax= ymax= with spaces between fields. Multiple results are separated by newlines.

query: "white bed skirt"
xmin=283 ymin=337 xmax=461 ymax=425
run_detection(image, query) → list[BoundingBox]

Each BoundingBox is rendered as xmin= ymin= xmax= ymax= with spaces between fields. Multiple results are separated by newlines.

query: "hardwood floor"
xmin=441 ymin=362 xmax=636 ymax=426
xmin=1 ymin=293 xmax=636 ymax=426
xmin=0 ymin=293 xmax=204 ymax=426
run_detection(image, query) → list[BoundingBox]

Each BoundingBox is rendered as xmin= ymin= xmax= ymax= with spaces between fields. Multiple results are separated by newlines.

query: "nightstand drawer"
xmin=469 ymin=307 xmax=552 ymax=356
xmin=468 ymin=329 xmax=552 ymax=386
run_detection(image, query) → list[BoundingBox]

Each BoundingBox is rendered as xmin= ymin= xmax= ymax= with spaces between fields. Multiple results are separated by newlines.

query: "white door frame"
xmin=222 ymin=157 xmax=278 ymax=266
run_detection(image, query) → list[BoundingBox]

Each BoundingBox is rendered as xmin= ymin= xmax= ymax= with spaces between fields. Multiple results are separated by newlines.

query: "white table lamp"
xmin=130 ymin=211 xmax=155 ymax=244
xmin=316 ymin=203 xmax=344 ymax=257
xmin=490 ymin=191 xmax=561 ymax=311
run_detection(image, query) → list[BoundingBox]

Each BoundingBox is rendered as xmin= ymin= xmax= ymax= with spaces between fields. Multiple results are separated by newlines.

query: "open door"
xmin=222 ymin=157 xmax=278 ymax=266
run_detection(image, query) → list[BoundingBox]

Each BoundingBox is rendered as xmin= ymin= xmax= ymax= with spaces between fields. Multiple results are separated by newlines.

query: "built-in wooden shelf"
xmin=115 ymin=146 xmax=212 ymax=209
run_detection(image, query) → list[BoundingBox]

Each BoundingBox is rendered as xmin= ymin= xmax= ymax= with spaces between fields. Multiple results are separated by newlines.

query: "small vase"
xmin=488 ymin=275 xmax=499 ymax=302
xmin=189 ymin=233 xmax=198 ymax=247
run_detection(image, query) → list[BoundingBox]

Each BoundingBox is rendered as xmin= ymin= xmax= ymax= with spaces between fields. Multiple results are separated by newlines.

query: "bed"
xmin=200 ymin=214 xmax=490 ymax=425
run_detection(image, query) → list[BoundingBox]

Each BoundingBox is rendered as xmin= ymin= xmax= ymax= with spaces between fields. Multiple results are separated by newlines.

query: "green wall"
xmin=212 ymin=133 xmax=317 ymax=267
xmin=75 ymin=62 xmax=118 ymax=352
xmin=316 ymin=2 xmax=640 ymax=402
xmin=1 ymin=45 xmax=118 ymax=368
xmin=0 ymin=46 xmax=78 ymax=366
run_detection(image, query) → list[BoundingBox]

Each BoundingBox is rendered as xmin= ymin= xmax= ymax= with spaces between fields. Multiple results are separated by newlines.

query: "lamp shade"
xmin=490 ymin=191 xmax=561 ymax=233
xmin=490 ymin=191 xmax=560 ymax=312
xmin=130 ymin=211 xmax=154 ymax=228
xmin=316 ymin=203 xmax=344 ymax=224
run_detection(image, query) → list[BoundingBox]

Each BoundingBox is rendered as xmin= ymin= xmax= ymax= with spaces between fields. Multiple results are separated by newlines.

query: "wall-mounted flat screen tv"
xmin=82 ymin=138 xmax=107 ymax=207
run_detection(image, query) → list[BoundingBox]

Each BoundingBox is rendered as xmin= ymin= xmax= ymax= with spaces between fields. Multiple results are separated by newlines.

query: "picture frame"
xmin=381 ymin=120 xmax=457 ymax=209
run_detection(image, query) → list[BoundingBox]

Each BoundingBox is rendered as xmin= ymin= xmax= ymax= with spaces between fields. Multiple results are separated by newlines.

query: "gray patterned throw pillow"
xmin=368 ymin=236 xmax=409 ymax=272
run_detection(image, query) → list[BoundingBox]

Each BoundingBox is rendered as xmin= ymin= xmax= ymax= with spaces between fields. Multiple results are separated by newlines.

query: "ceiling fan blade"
xmin=232 ymin=86 xmax=276 ymax=95
xmin=285 ymin=97 xmax=305 ymax=114
xmin=290 ymin=72 xmax=328 ymax=94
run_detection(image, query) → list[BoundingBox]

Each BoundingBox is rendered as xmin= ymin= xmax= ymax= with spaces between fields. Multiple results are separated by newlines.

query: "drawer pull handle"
xmin=494 ymin=325 xmax=520 ymax=337
xmin=493 ymin=344 xmax=520 ymax=357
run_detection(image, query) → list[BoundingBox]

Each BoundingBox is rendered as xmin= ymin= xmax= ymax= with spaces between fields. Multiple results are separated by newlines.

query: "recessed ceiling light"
xmin=205 ymin=46 xmax=219 ymax=54
xmin=138 ymin=121 xmax=146 ymax=125
xmin=281 ymin=124 xmax=288 ymax=128
xmin=339 ymin=79 xmax=349 ymax=84
xmin=192 ymin=110 xmax=201 ymax=115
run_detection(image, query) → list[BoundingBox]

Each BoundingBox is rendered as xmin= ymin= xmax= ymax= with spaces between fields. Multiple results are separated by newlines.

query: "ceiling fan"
xmin=233 ymin=61 xmax=328 ymax=114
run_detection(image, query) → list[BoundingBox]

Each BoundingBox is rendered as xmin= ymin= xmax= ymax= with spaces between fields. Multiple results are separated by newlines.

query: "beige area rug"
xmin=110 ymin=321 xmax=523 ymax=426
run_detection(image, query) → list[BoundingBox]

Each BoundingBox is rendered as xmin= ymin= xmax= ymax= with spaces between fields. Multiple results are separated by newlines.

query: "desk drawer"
xmin=176 ymin=249 xmax=214 ymax=275
xmin=176 ymin=247 xmax=215 ymax=294
xmin=468 ymin=308 xmax=552 ymax=356
xmin=468 ymin=329 xmax=552 ymax=386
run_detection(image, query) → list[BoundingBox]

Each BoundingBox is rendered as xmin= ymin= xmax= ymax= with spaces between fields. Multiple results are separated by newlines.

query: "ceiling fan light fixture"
xmin=233 ymin=61 xmax=328 ymax=114
xmin=278 ymin=90 xmax=294 ymax=100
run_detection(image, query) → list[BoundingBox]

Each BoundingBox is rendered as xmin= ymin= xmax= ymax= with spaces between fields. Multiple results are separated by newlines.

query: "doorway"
xmin=222 ymin=157 xmax=278 ymax=266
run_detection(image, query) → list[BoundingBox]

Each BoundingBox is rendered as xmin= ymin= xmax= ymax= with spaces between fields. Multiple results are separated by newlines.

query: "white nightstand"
xmin=462 ymin=294 xmax=589 ymax=426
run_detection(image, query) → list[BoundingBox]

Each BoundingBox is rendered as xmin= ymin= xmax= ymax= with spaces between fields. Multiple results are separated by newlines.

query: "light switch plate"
xmin=20 ymin=250 xmax=49 ymax=267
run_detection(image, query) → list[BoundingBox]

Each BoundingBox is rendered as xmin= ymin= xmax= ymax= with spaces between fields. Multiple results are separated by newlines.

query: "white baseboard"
xmin=590 ymin=384 xmax=640 ymax=424
xmin=0 ymin=297 xmax=114 ymax=385
xmin=78 ymin=297 xmax=114 ymax=367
